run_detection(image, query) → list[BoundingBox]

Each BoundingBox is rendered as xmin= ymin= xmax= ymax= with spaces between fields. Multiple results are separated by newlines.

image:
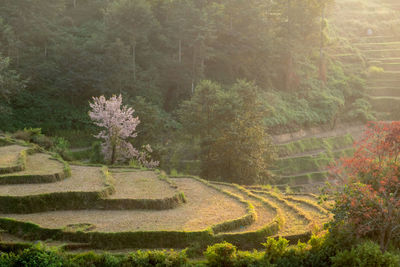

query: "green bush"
xmin=128 ymin=250 xmax=188 ymax=267
xmin=331 ymin=241 xmax=400 ymax=267
xmin=204 ymin=242 xmax=237 ymax=267
xmin=11 ymin=244 xmax=65 ymax=267
xmin=52 ymin=137 xmax=72 ymax=161
xmin=90 ymin=141 xmax=104 ymax=164
xmin=12 ymin=128 xmax=42 ymax=142
xmin=12 ymin=128 xmax=53 ymax=149
xmin=68 ymin=251 xmax=122 ymax=267
xmin=262 ymin=237 xmax=289 ymax=264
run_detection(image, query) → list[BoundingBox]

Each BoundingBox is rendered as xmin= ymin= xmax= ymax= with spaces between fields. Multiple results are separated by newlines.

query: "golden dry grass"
xmin=0 ymin=166 xmax=104 ymax=196
xmin=109 ymin=171 xmax=177 ymax=199
xmin=284 ymin=198 xmax=329 ymax=222
xmin=214 ymin=184 xmax=276 ymax=233
xmin=0 ymin=145 xmax=26 ymax=167
xmin=253 ymin=192 xmax=309 ymax=236
xmin=0 ymin=153 xmax=64 ymax=177
xmin=0 ymin=178 xmax=247 ymax=232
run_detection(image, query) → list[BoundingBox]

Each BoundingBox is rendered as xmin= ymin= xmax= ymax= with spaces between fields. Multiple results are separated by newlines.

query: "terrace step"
xmin=379 ymin=63 xmax=400 ymax=72
xmin=250 ymin=190 xmax=312 ymax=236
xmin=0 ymin=153 xmax=66 ymax=185
xmin=352 ymin=36 xmax=400 ymax=44
xmin=277 ymin=171 xmax=329 ymax=186
xmin=369 ymin=71 xmax=400 ymax=80
xmin=255 ymin=191 xmax=330 ymax=224
xmin=0 ymin=178 xmax=247 ymax=229
xmin=369 ymin=96 xmax=400 ymax=115
xmin=355 ymin=42 xmax=400 ymax=51
xmin=368 ymin=57 xmax=400 ymax=64
xmin=367 ymin=79 xmax=400 ymax=87
xmin=212 ymin=183 xmax=276 ymax=234
xmin=0 ymin=145 xmax=28 ymax=174
xmin=363 ymin=49 xmax=400 ymax=58
xmin=0 ymin=168 xmax=185 ymax=213
xmin=367 ymin=87 xmax=400 ymax=97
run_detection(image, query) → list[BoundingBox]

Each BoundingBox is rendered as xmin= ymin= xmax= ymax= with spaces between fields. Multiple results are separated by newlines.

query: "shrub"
xmin=128 ymin=250 xmax=188 ymax=267
xmin=331 ymin=241 xmax=400 ymax=267
xmin=262 ymin=237 xmax=289 ymax=264
xmin=204 ymin=242 xmax=237 ymax=267
xmin=31 ymin=135 xmax=53 ymax=150
xmin=12 ymin=244 xmax=65 ymax=267
xmin=367 ymin=66 xmax=384 ymax=75
xmin=52 ymin=137 xmax=71 ymax=161
xmin=69 ymin=251 xmax=122 ymax=267
xmin=90 ymin=141 xmax=105 ymax=164
xmin=12 ymin=128 xmax=42 ymax=142
xmin=12 ymin=128 xmax=53 ymax=149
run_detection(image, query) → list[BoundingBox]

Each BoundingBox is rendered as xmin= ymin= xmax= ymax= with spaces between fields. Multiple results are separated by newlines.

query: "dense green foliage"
xmin=1 ymin=234 xmax=399 ymax=266
xmin=0 ymin=0 xmax=366 ymax=135
xmin=179 ymin=80 xmax=274 ymax=184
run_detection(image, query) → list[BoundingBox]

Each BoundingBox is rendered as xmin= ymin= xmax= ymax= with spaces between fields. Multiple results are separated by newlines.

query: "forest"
xmin=1 ymin=0 xmax=400 ymax=266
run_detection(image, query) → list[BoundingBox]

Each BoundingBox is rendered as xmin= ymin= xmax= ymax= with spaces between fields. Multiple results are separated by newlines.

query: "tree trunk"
xmin=319 ymin=5 xmax=326 ymax=83
xmin=191 ymin=45 xmax=197 ymax=94
xmin=178 ymin=39 xmax=182 ymax=63
xmin=132 ymin=41 xmax=136 ymax=81
xmin=73 ymin=0 xmax=77 ymax=8
xmin=111 ymin=143 xmax=116 ymax=165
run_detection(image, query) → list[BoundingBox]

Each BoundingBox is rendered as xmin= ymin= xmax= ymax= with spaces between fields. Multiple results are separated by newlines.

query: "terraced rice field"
xmin=1 ymin=178 xmax=247 ymax=232
xmin=0 ymin=138 xmax=332 ymax=250
xmin=270 ymin=132 xmax=358 ymax=189
xmin=328 ymin=0 xmax=400 ymax=120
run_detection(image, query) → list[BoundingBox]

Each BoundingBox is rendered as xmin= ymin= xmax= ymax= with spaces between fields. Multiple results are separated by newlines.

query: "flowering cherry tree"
xmin=89 ymin=95 xmax=158 ymax=168
xmin=332 ymin=121 xmax=400 ymax=251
